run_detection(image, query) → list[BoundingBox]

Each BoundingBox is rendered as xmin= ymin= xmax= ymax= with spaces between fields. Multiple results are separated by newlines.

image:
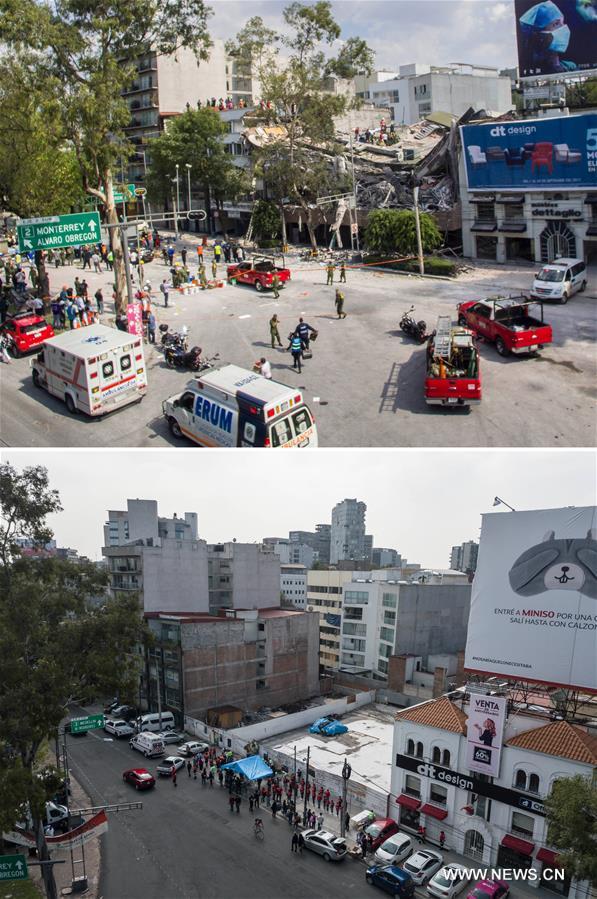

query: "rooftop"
xmin=507 ymin=719 xmax=597 ymax=766
xmin=394 ymin=696 xmax=468 ymax=735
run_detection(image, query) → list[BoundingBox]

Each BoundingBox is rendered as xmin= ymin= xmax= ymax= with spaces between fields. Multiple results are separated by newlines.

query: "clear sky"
xmin=4 ymin=449 xmax=595 ymax=565
xmin=208 ymin=0 xmax=518 ymax=72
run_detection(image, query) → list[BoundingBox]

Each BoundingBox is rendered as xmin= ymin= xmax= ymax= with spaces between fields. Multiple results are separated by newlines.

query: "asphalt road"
xmin=66 ymin=716 xmax=370 ymax=899
xmin=1 ymin=249 xmax=596 ymax=447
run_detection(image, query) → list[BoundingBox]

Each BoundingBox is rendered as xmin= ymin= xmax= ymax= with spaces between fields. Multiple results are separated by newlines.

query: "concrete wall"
xmin=232 ymin=545 xmax=280 ymax=609
xmin=182 ymin=619 xmax=258 ymax=717
xmin=430 ymin=72 xmax=512 ymax=118
xmin=140 ymin=540 xmax=209 ymax=613
xmin=157 ymin=41 xmax=229 ymax=113
xmin=262 ymin=612 xmax=320 ymax=708
xmin=394 ymin=584 xmax=471 ymax=658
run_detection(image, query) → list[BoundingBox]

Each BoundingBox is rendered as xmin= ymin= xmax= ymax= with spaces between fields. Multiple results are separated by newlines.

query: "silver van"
xmin=135 ymin=711 xmax=176 ymax=733
xmin=531 ymin=258 xmax=587 ymax=303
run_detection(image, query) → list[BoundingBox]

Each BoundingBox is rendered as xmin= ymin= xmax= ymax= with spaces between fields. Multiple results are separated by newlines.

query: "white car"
xmin=374 ymin=832 xmax=414 ymax=865
xmin=403 ymin=849 xmax=444 ymax=885
xmin=156 ymin=730 xmax=187 ymax=745
xmin=177 ymin=741 xmax=209 ymax=757
xmin=428 ymin=864 xmax=470 ymax=899
xmin=301 ymin=829 xmax=347 ymax=862
xmin=104 ymin=719 xmax=135 ymax=738
xmin=155 ymin=756 xmax=187 ymax=776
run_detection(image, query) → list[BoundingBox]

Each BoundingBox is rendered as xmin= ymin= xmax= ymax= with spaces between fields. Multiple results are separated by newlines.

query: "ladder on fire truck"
xmin=433 ymin=316 xmax=453 ymax=358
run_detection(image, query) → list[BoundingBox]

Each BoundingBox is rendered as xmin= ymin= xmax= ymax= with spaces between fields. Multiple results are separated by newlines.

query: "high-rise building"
xmin=450 ymin=540 xmax=479 ymax=574
xmin=207 ymin=542 xmax=280 ymax=613
xmin=289 ymin=525 xmax=331 ymax=564
xmin=330 ymin=499 xmax=368 ymax=564
xmin=306 ymin=569 xmax=358 ymax=669
xmin=102 ymin=499 xmax=208 ymax=613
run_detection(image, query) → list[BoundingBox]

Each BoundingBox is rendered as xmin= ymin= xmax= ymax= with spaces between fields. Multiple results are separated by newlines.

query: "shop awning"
xmin=536 ymin=848 xmax=561 ymax=866
xmin=498 ymin=222 xmax=527 ymax=233
xmin=420 ymin=803 xmax=448 ymax=820
xmin=584 ymin=195 xmax=597 ymax=206
xmin=497 ymin=195 xmax=524 ymax=205
xmin=396 ymin=794 xmax=421 ymax=810
xmin=501 ymin=834 xmax=535 ymax=856
xmin=586 ymin=225 xmax=597 ymax=236
xmin=471 ymin=222 xmax=497 ymax=232
xmin=469 ymin=194 xmax=496 ymax=204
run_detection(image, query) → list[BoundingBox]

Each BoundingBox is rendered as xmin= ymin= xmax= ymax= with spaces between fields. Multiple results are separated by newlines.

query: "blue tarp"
xmin=309 ymin=717 xmax=331 ymax=734
xmin=220 ymin=754 xmax=273 ymax=781
xmin=322 ymin=721 xmax=348 ymax=736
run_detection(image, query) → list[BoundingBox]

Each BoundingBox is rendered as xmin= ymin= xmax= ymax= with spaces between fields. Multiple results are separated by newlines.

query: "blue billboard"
xmin=515 ymin=0 xmax=597 ymax=78
xmin=461 ymin=113 xmax=597 ymax=192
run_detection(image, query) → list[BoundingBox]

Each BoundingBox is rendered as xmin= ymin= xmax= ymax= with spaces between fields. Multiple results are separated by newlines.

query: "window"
xmin=407 ymin=739 xmax=415 ymax=756
xmin=511 ymin=812 xmax=534 ymax=838
xmin=416 ymin=741 xmax=423 ymax=758
xmin=292 ymin=408 xmax=312 ymax=434
xmin=383 ymin=610 xmax=396 ymax=625
xmin=378 ymin=659 xmax=388 ymax=674
xmin=342 ymin=638 xmax=366 ymax=652
xmin=529 ymin=773 xmax=540 ymax=794
xmin=102 ymin=361 xmax=114 ymax=378
xmin=430 ymin=784 xmax=447 ymax=806
xmin=432 ymin=746 xmax=441 ymax=763
xmin=477 ymin=202 xmax=496 ymax=222
xmin=344 ymin=591 xmax=369 ymax=603
xmin=271 ymin=418 xmax=293 ymax=447
xmin=404 ymin=774 xmax=421 ymax=797
xmin=379 ymin=626 xmax=394 ymax=643
xmin=442 ymin=750 xmax=450 ymax=767
xmin=344 ymin=606 xmax=363 ymax=621
xmin=515 ymin=769 xmax=527 ymax=790
xmin=379 ymin=643 xmax=392 ymax=658
xmin=382 ymin=593 xmax=397 ymax=608
xmin=342 ymin=622 xmax=366 ymax=637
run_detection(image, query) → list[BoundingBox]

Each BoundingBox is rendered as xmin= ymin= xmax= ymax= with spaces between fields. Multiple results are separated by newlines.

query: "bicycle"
xmin=253 ymin=818 xmax=264 ymax=840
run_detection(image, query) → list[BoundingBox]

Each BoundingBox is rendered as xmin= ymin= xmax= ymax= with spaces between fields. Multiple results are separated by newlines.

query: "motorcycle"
xmin=399 ymin=306 xmax=427 ymax=343
xmin=165 ymin=345 xmax=219 ymax=372
xmin=160 ymin=323 xmax=188 ymax=351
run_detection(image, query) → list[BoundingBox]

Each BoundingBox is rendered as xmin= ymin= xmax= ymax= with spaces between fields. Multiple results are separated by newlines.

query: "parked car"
xmin=364 ymin=819 xmax=400 ymax=852
xmin=375 ymin=833 xmax=414 ymax=866
xmin=366 ymin=865 xmax=416 ymax=897
xmin=300 ymin=829 xmax=347 ymax=862
xmin=226 ymin=254 xmax=291 ymax=292
xmin=110 ymin=705 xmax=138 ymax=722
xmin=457 ymin=296 xmax=552 ymax=357
xmin=428 ymin=864 xmax=470 ymax=899
xmin=403 ymin=849 xmax=444 ymax=885
xmin=104 ymin=698 xmax=120 ymax=714
xmin=122 ymin=768 xmax=156 ymax=791
xmin=0 ymin=312 xmax=54 ymax=357
xmin=467 ymin=880 xmax=510 ymax=899
xmin=156 ymin=730 xmax=187 ymax=745
xmin=104 ymin=719 xmax=136 ymax=738
xmin=155 ymin=756 xmax=186 ymax=777
xmin=177 ymin=741 xmax=209 ymax=757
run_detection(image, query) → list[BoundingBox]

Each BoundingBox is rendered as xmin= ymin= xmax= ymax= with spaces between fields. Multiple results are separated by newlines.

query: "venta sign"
xmin=395 ymin=754 xmax=546 ymax=816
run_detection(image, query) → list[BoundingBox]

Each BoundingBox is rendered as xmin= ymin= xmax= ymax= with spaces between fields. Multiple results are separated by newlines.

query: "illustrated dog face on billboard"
xmin=509 ymin=529 xmax=597 ymax=598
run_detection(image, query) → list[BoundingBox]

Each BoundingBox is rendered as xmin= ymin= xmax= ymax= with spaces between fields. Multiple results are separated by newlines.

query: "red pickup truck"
xmin=226 ymin=255 xmax=291 ymax=292
xmin=425 ymin=316 xmax=481 ymax=407
xmin=457 ymin=296 xmax=552 ymax=357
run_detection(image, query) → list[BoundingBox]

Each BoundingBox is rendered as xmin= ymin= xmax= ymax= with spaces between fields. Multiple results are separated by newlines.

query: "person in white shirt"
xmin=258 ymin=357 xmax=272 ymax=379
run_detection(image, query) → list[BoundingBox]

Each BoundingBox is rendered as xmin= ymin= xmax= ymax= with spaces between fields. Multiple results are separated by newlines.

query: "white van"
xmin=31 ymin=324 xmax=147 ymax=415
xmin=136 ymin=711 xmax=176 ymax=733
xmin=163 ymin=363 xmax=318 ymax=448
xmin=129 ymin=732 xmax=165 ymax=758
xmin=530 ymin=258 xmax=587 ymax=303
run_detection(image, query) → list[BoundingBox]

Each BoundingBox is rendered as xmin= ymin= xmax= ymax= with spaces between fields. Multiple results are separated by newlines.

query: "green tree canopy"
xmin=251 ymin=200 xmax=281 ymax=242
xmin=544 ymin=774 xmax=597 ymax=883
xmin=0 ymin=463 xmax=147 ymax=899
xmin=365 ymin=208 xmax=442 ymax=257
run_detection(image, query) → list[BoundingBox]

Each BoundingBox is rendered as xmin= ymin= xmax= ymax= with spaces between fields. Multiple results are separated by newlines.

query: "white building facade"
xmin=280 ymin=563 xmax=307 ymax=609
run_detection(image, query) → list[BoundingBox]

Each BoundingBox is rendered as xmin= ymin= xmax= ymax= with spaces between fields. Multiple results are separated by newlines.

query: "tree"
xmin=543 ymin=775 xmax=597 ymax=883
xmin=228 ymin=2 xmax=374 ymax=249
xmin=146 ymin=108 xmax=249 ymax=238
xmin=0 ymin=463 xmax=147 ymax=899
xmin=251 ymin=200 xmax=281 ymax=243
xmin=0 ymin=0 xmax=213 ymax=313
xmin=365 ymin=209 xmax=442 ymax=257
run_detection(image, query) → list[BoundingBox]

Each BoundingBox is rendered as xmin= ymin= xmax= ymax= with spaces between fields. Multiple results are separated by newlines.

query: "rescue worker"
xmin=288 ymin=332 xmax=303 ymax=373
xmin=339 ymin=261 xmax=347 ymax=283
xmin=269 ymin=314 xmax=283 ymax=348
xmin=326 ymin=262 xmax=335 ymax=285
xmin=271 ymin=273 xmax=280 ymax=299
xmin=295 ymin=318 xmax=316 ymax=351
xmin=199 ymin=265 xmax=208 ymax=290
xmin=335 ymin=288 xmax=347 ymax=319
xmin=211 ymin=258 xmax=218 ymax=279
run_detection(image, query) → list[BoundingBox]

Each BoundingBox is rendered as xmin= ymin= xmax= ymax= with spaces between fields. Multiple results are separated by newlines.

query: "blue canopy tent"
xmin=220 ymin=755 xmax=273 ymax=781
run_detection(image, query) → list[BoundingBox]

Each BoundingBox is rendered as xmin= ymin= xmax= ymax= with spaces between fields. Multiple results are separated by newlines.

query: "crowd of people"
xmin=354 ymin=118 xmax=399 ymax=146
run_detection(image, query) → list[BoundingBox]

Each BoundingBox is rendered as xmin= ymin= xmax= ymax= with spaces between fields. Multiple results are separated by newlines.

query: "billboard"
xmin=461 ymin=113 xmax=597 ymax=191
xmin=464 ymin=506 xmax=597 ymax=692
xmin=465 ymin=693 xmax=507 ymax=778
xmin=515 ymin=0 xmax=597 ymax=79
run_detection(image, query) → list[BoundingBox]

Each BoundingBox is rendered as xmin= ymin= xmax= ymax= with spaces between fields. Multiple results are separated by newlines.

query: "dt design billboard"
xmin=464 ymin=506 xmax=597 ymax=692
xmin=515 ymin=0 xmax=597 ymax=79
xmin=465 ymin=694 xmax=507 ymax=778
xmin=461 ymin=113 xmax=597 ymax=192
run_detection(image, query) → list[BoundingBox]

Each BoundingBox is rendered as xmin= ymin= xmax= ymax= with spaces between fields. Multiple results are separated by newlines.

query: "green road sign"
xmin=114 ymin=183 xmax=136 ymax=203
xmin=70 ymin=713 xmax=105 ymax=734
xmin=0 ymin=854 xmax=29 ymax=882
xmin=17 ymin=212 xmax=101 ymax=253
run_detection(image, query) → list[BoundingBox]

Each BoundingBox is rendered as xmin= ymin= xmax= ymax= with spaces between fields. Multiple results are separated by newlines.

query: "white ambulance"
xmin=162 ymin=363 xmax=318 ymax=448
xmin=31 ymin=324 xmax=147 ymax=416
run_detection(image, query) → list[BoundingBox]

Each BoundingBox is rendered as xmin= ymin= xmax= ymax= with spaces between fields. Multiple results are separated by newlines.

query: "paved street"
xmin=1 ymin=241 xmax=595 ymax=447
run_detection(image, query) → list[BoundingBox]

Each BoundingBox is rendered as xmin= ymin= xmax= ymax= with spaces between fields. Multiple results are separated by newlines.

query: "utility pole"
xmin=185 ymin=164 xmax=192 ymax=213
xmin=302 ymin=746 xmax=310 ymax=825
xmin=175 ymin=164 xmax=181 ymax=239
xmin=340 ymin=757 xmax=352 ymax=838
xmin=412 ymin=177 xmax=425 ymax=275
xmin=349 ymin=131 xmax=360 ymax=252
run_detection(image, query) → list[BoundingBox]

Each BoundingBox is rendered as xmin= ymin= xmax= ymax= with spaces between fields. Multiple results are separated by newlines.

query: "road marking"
xmin=238 ymin=314 xmax=251 ymax=319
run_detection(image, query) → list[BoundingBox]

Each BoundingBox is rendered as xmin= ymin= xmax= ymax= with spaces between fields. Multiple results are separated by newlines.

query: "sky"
xmin=4 ymin=449 xmax=595 ymax=565
xmin=207 ymin=0 xmax=519 ymax=72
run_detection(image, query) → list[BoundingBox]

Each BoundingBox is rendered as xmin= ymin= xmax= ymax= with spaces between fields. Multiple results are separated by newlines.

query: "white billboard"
xmin=465 ymin=506 xmax=597 ymax=693
xmin=465 ymin=693 xmax=507 ymax=778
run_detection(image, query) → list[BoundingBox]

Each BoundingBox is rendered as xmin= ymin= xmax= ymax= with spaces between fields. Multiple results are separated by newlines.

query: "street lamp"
xmin=340 ymin=757 xmax=351 ymax=837
xmin=493 ymin=496 xmax=516 ymax=512
xmin=171 ymin=171 xmax=180 ymax=240
xmin=185 ymin=164 xmax=192 ymax=212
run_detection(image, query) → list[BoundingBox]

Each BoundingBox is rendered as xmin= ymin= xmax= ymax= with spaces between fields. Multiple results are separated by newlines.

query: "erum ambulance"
xmin=163 ymin=363 xmax=318 ymax=447
xmin=31 ymin=324 xmax=147 ymax=415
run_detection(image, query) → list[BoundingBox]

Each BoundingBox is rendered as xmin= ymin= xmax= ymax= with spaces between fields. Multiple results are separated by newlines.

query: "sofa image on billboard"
xmin=554 ymin=143 xmax=582 ymax=164
xmin=468 ymin=146 xmax=487 ymax=165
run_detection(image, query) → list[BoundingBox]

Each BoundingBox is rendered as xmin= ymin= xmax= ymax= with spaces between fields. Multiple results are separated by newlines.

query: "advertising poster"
xmin=465 ymin=693 xmax=508 ymax=778
xmin=464 ymin=506 xmax=597 ymax=692
xmin=460 ymin=113 xmax=597 ymax=191
xmin=126 ymin=302 xmax=143 ymax=336
xmin=515 ymin=0 xmax=597 ymax=78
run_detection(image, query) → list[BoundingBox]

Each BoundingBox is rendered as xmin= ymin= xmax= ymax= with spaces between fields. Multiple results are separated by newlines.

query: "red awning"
xmin=536 ymin=848 xmax=561 ymax=867
xmin=396 ymin=794 xmax=421 ymax=810
xmin=420 ymin=803 xmax=448 ymax=821
xmin=501 ymin=834 xmax=535 ymax=856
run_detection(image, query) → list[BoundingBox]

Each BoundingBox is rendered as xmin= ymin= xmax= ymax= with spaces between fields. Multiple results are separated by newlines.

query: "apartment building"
xmin=306 ymin=569 xmax=359 ymax=669
xmin=450 ymin=540 xmax=479 ymax=574
xmin=289 ymin=525 xmax=331 ymax=564
xmin=280 ymin=563 xmax=308 ymax=609
xmin=207 ymin=542 xmax=280 ymax=614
